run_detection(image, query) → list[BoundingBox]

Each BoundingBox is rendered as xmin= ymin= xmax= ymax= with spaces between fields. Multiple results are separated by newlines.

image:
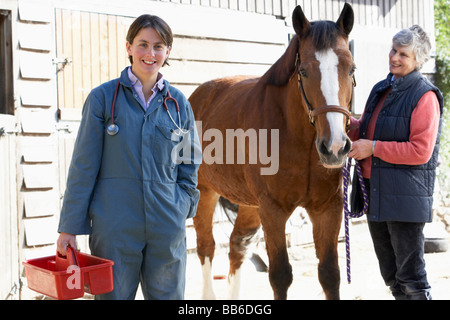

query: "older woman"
xmin=349 ymin=25 xmax=444 ymax=300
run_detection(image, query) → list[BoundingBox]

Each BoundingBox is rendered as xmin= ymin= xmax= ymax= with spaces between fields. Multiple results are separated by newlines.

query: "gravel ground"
xmin=184 ymin=219 xmax=450 ymax=300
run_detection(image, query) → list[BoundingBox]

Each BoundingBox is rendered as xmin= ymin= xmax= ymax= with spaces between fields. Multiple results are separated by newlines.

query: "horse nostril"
xmin=342 ymin=138 xmax=351 ymax=155
xmin=318 ymin=139 xmax=332 ymax=156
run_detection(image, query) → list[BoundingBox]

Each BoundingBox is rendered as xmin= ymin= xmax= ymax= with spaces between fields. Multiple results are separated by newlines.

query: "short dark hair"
xmin=126 ymin=14 xmax=173 ymax=66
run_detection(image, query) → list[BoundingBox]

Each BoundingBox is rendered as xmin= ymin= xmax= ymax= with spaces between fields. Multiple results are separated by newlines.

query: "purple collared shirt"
xmin=127 ymin=67 xmax=165 ymax=110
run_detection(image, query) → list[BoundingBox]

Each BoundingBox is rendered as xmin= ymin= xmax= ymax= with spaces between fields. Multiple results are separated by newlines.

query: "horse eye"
xmin=299 ymin=69 xmax=308 ymax=78
xmin=349 ymin=66 xmax=356 ymax=76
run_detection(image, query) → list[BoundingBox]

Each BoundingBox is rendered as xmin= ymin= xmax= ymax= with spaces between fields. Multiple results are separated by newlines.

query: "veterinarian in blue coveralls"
xmin=56 ymin=14 xmax=201 ymax=300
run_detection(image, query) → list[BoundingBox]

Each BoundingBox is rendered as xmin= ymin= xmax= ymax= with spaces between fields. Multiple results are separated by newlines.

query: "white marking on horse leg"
xmin=201 ymin=257 xmax=216 ymax=300
xmin=315 ymin=48 xmax=347 ymax=157
xmin=227 ymin=267 xmax=242 ymax=300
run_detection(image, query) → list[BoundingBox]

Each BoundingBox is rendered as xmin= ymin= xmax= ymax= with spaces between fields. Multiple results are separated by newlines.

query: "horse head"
xmin=292 ymin=4 xmax=355 ymax=168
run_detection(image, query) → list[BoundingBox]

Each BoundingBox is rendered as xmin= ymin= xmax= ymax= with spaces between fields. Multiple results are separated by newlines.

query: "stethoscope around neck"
xmin=162 ymin=90 xmax=189 ymax=136
xmin=106 ymin=80 xmax=121 ymax=136
xmin=106 ymin=80 xmax=189 ymax=136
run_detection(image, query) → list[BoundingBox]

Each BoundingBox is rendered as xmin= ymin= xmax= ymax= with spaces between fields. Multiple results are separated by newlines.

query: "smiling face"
xmin=389 ymin=43 xmax=418 ymax=79
xmin=126 ymin=27 xmax=171 ymax=81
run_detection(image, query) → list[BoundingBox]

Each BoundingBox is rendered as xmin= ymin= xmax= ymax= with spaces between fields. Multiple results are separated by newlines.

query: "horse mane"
xmin=262 ymin=20 xmax=347 ymax=86
xmin=260 ymin=35 xmax=299 ymax=87
xmin=309 ymin=21 xmax=346 ymax=51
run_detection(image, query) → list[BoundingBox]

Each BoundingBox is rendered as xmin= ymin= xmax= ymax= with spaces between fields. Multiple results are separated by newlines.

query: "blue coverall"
xmin=58 ymin=67 xmax=201 ymax=299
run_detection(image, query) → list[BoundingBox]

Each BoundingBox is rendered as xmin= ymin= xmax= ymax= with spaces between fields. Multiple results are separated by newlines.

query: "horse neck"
xmin=275 ymin=76 xmax=314 ymax=139
xmin=249 ymin=75 xmax=314 ymax=146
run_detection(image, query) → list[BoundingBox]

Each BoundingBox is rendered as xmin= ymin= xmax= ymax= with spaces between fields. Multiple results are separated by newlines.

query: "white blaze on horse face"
xmin=315 ymin=48 xmax=347 ymax=157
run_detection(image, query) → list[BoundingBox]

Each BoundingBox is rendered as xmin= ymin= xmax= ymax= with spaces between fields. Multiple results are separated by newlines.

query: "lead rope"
xmin=342 ymin=157 xmax=369 ymax=284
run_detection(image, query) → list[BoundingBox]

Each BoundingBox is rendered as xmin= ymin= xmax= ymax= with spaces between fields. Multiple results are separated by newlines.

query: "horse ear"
xmin=336 ymin=3 xmax=354 ymax=35
xmin=292 ymin=5 xmax=311 ymax=36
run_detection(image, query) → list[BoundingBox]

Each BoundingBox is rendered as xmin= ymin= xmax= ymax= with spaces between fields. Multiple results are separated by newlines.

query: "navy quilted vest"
xmin=360 ymin=71 xmax=444 ymax=222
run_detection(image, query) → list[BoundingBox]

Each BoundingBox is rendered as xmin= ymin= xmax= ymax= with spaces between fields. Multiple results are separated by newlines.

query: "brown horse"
xmin=189 ymin=4 xmax=355 ymax=300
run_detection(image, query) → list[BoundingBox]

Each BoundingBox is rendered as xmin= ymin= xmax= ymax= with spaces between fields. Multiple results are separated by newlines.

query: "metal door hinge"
xmin=0 ymin=124 xmax=20 ymax=136
xmin=56 ymin=123 xmax=73 ymax=133
xmin=53 ymin=57 xmax=72 ymax=72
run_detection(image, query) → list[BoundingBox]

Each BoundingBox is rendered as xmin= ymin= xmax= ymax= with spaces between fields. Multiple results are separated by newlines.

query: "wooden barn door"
xmin=0 ymin=115 xmax=18 ymax=300
xmin=0 ymin=9 xmax=19 ymax=300
xmin=54 ymin=8 xmax=132 ymax=188
xmin=55 ymin=9 xmax=131 ymax=118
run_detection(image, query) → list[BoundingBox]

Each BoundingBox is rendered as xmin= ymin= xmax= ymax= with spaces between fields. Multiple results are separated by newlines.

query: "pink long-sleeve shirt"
xmin=348 ymin=89 xmax=440 ymax=179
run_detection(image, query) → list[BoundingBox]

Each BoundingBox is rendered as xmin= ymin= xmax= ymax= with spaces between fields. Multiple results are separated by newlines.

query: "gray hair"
xmin=393 ymin=25 xmax=431 ymax=70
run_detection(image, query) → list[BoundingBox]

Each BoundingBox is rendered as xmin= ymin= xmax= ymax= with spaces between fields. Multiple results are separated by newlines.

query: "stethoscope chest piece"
xmin=107 ymin=123 xmax=119 ymax=136
xmin=107 ymin=79 xmax=121 ymax=136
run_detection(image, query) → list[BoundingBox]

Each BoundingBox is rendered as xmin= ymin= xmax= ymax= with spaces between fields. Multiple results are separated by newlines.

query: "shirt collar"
xmin=127 ymin=66 xmax=165 ymax=92
xmin=155 ymin=74 xmax=165 ymax=91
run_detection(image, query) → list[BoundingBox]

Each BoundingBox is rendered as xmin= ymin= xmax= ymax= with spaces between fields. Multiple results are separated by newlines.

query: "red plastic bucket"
xmin=23 ymin=247 xmax=114 ymax=300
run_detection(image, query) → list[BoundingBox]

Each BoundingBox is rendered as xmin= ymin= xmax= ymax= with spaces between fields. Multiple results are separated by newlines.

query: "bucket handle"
xmin=66 ymin=245 xmax=80 ymax=267
xmin=56 ymin=245 xmax=80 ymax=268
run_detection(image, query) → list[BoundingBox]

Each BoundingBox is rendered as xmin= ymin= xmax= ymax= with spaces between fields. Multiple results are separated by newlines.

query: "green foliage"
xmin=435 ymin=0 xmax=450 ymax=195
xmin=435 ymin=0 xmax=450 ymax=94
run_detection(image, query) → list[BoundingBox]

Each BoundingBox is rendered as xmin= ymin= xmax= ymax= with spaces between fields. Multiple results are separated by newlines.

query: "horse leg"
xmin=227 ymin=205 xmax=261 ymax=299
xmin=259 ymin=202 xmax=293 ymax=300
xmin=307 ymin=203 xmax=342 ymax=300
xmin=193 ymin=185 xmax=220 ymax=300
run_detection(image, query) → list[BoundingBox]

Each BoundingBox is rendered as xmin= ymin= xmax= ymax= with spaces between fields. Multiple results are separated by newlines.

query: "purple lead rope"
xmin=342 ymin=157 xmax=369 ymax=284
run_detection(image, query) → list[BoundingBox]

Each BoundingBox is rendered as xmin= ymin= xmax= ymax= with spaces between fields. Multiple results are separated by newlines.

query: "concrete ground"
xmin=184 ymin=220 xmax=450 ymax=300
xmin=21 ymin=218 xmax=449 ymax=300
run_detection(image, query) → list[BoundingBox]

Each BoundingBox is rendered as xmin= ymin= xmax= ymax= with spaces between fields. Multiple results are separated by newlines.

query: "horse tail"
xmin=218 ymin=196 xmax=239 ymax=225
xmin=218 ymin=197 xmax=268 ymax=272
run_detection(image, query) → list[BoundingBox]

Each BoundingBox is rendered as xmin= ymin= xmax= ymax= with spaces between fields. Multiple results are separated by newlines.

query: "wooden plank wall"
xmin=17 ymin=0 xmax=60 ymax=266
xmin=151 ymin=0 xmax=434 ymax=31
xmin=55 ymin=10 xmax=130 ymax=113
xmin=55 ymin=0 xmax=435 ymax=118
xmin=55 ymin=7 xmax=286 ymax=117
